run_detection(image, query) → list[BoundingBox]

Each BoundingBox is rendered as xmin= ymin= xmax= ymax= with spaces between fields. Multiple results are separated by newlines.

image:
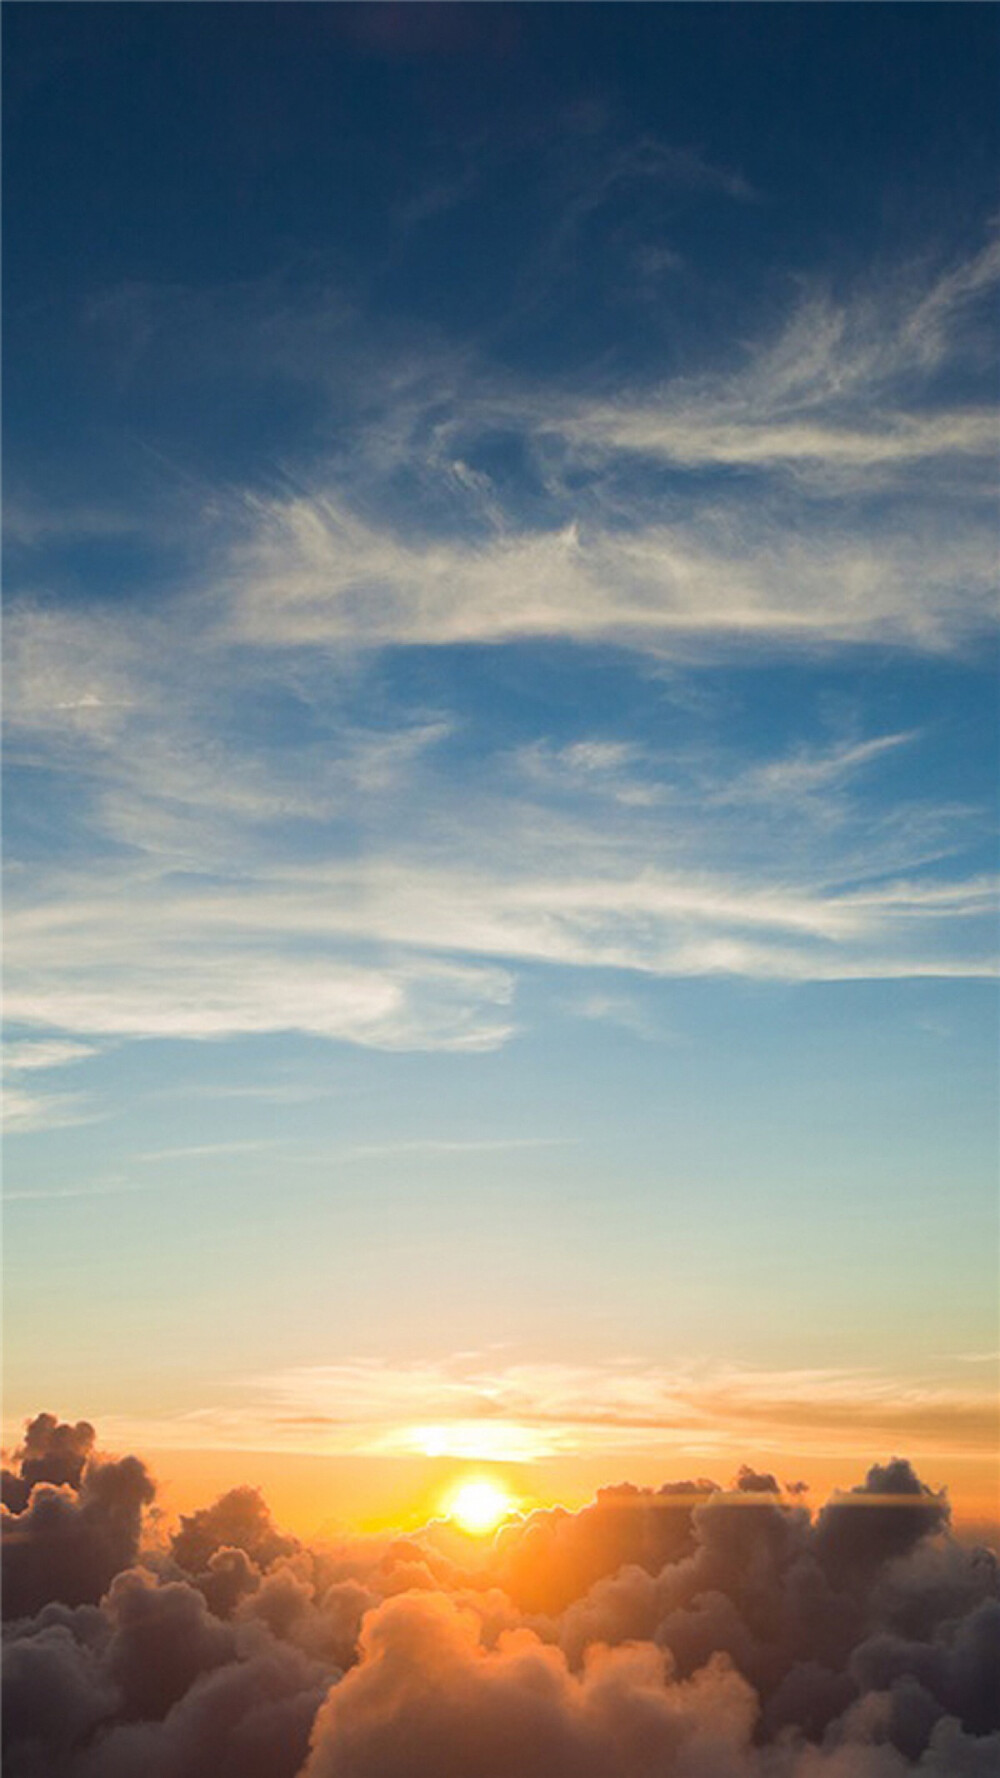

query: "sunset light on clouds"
xmin=3 ymin=5 xmax=999 ymax=1775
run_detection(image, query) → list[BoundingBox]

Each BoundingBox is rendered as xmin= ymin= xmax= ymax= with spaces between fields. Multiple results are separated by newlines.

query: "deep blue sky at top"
xmin=6 ymin=5 xmax=997 ymax=497
xmin=5 ymin=7 xmax=997 ymax=778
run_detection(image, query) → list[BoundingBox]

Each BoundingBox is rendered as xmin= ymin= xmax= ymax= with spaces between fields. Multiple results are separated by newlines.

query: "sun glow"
xmin=395 ymin=1420 xmax=553 ymax=1463
xmin=445 ymin=1477 xmax=514 ymax=1535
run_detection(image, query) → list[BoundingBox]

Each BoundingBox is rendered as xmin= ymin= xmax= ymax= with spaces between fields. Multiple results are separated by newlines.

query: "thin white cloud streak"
xmin=137 ymin=1139 xmax=284 ymax=1164
xmin=566 ymin=991 xmax=670 ymax=1043
xmin=556 ymin=406 xmax=997 ymax=474
xmin=227 ymin=496 xmax=996 ymax=655
xmin=180 ymin=1081 xmax=334 ymax=1104
xmin=4 ymin=599 xmax=455 ymax=871
xmin=1 ymin=1083 xmax=97 ymax=1136
xmin=249 ymin=858 xmax=992 ymax=958
xmin=512 ymin=237 xmax=1000 ymax=528
xmin=340 ymin=1137 xmax=578 ymax=1161
xmin=101 ymin=1353 xmax=999 ymax=1463
xmin=898 ymin=231 xmax=1000 ymax=370
xmin=362 ymin=233 xmax=1000 ymax=498
xmin=4 ymin=584 xmax=985 ymax=874
xmin=3 ymin=854 xmax=993 ymax=1054
xmin=3 ymin=1037 xmax=101 ymax=1134
xmin=4 ymin=1039 xmax=100 ymax=1072
xmin=133 ymin=1136 xmax=569 ymax=1165
xmin=515 ymin=730 xmax=925 ymax=824
xmin=515 ymin=740 xmax=663 ymax=808
xmin=838 ymin=876 xmax=998 ymax=919
xmin=3 ymin=1178 xmax=146 ymax=1203
xmin=614 ymin=234 xmax=1000 ymax=435
xmin=3 ymin=908 xmax=517 ymax=1048
xmin=727 ymin=732 xmax=919 ymax=803
xmin=3 ymin=604 xmax=145 ymax=743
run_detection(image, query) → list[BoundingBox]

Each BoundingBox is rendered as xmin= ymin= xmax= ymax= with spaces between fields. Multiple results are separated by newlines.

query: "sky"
xmin=3 ymin=4 xmax=999 ymax=1532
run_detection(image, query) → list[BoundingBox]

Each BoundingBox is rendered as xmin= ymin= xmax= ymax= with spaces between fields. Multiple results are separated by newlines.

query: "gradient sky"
xmin=3 ymin=4 xmax=998 ymax=1527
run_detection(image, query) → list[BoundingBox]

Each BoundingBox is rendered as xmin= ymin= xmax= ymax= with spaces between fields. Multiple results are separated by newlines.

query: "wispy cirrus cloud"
xmin=226 ymin=495 xmax=996 ymax=656
xmin=4 ymin=1039 xmax=100 ymax=1072
xmin=102 ymin=1351 xmax=999 ymax=1465
xmin=137 ymin=1139 xmax=285 ymax=1164
xmin=4 ymin=233 xmax=996 ymax=1073
xmin=720 ymin=731 xmax=920 ymax=807
xmin=558 ymin=406 xmax=997 ymax=480
xmin=3 ymin=887 xmax=516 ymax=1048
xmin=3 ymin=849 xmax=993 ymax=1068
xmin=3 ymin=1038 xmax=102 ymax=1135
xmin=2 ymin=1083 xmax=97 ymax=1137
xmin=204 ymin=234 xmax=996 ymax=675
xmin=553 ymin=234 xmax=1000 ymax=481
xmin=340 ymin=1136 xmax=577 ymax=1161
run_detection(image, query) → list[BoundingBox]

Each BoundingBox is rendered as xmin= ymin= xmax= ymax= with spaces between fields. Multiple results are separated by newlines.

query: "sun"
xmin=445 ymin=1477 xmax=514 ymax=1535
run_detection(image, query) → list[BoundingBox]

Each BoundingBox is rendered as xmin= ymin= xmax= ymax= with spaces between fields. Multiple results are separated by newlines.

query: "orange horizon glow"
xmin=27 ymin=1436 xmax=992 ymax=1547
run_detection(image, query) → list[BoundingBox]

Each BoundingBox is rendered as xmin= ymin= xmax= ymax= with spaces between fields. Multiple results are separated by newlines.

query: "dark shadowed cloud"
xmin=3 ymin=1418 xmax=998 ymax=1777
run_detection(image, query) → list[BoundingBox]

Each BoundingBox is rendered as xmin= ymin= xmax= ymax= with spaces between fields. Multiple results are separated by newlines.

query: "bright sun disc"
xmin=446 ymin=1478 xmax=512 ymax=1535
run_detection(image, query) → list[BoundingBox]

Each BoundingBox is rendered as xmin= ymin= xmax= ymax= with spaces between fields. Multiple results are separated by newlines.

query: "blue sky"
xmin=3 ymin=5 xmax=998 ymax=1502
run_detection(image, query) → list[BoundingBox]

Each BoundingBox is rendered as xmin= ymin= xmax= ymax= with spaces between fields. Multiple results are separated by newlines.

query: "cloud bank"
xmin=3 ymin=1416 xmax=998 ymax=1776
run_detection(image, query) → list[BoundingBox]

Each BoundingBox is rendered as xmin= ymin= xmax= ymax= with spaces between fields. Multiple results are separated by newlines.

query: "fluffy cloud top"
xmin=3 ymin=1417 xmax=998 ymax=1777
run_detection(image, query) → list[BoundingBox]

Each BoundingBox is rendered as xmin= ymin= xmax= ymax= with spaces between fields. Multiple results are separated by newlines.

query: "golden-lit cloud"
xmin=88 ymin=1354 xmax=1000 ymax=1473
xmin=4 ymin=1414 xmax=997 ymax=1776
xmin=380 ymin=1422 xmax=556 ymax=1465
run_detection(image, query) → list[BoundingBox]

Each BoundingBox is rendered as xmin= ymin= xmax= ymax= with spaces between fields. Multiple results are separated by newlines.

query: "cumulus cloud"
xmin=3 ymin=1417 xmax=998 ymax=1777
xmin=169 ymin=1488 xmax=299 ymax=1577
xmin=2 ymin=1437 xmax=155 ymax=1620
xmin=2 ymin=1415 xmax=97 ymax=1508
xmin=301 ymin=1592 xmax=758 ymax=1778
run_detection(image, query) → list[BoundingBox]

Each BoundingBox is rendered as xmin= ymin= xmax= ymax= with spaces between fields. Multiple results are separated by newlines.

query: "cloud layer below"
xmin=3 ymin=1415 xmax=998 ymax=1777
